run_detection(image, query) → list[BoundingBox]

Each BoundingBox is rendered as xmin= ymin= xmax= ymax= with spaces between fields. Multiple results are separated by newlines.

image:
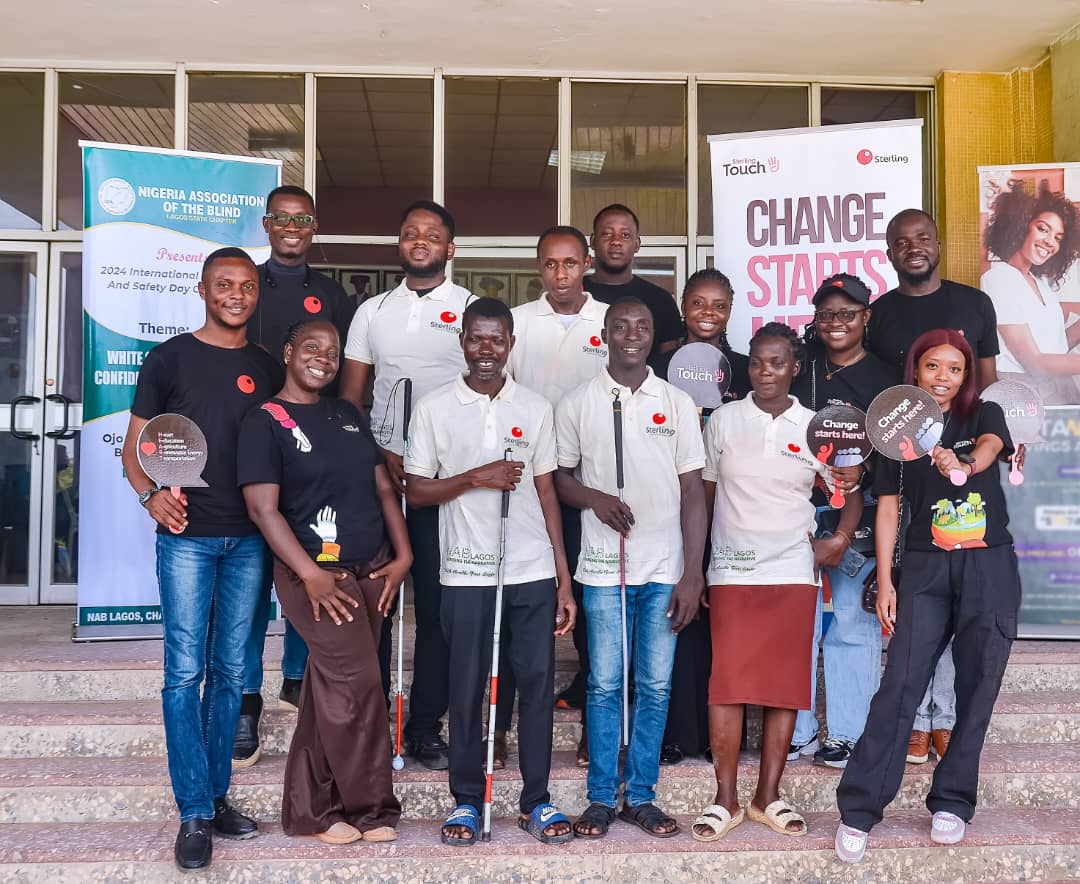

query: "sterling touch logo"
xmin=440 ymin=311 xmax=458 ymax=323
xmin=98 ymin=177 xmax=136 ymax=216
xmin=857 ymin=148 xmax=908 ymax=166
xmin=646 ymin=412 xmax=675 ymax=436
xmin=722 ymin=156 xmax=775 ymax=176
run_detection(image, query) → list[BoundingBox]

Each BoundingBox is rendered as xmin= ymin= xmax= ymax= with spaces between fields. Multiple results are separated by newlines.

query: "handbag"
xmin=861 ymin=463 xmax=903 ymax=614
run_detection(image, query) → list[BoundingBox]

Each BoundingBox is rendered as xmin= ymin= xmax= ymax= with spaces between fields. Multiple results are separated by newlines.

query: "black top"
xmin=237 ymin=397 xmax=387 ymax=566
xmin=249 ymin=259 xmax=356 ymax=396
xmin=875 ymin=400 xmax=1015 ymax=552
xmin=587 ymin=275 xmax=684 ymax=369
xmin=653 ymin=341 xmax=751 ymax=407
xmin=131 ymin=333 xmax=284 ymax=536
xmin=867 ymin=279 xmax=999 ymax=372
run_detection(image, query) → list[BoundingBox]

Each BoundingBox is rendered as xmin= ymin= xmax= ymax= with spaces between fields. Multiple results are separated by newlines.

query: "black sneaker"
xmin=786 ymin=735 xmax=820 ymax=762
xmin=659 ymin=744 xmax=685 ymax=766
xmin=174 ymin=818 xmax=212 ymax=871
xmin=212 ymin=797 xmax=258 ymax=840
xmin=279 ymin=677 xmax=302 ymax=712
xmin=814 ymin=738 xmax=854 ymax=769
xmin=408 ymin=734 xmax=450 ymax=771
xmin=231 ymin=694 xmax=262 ymax=769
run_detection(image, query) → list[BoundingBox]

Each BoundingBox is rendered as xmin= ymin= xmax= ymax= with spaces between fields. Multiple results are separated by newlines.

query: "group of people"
xmin=123 ymin=185 xmax=1023 ymax=872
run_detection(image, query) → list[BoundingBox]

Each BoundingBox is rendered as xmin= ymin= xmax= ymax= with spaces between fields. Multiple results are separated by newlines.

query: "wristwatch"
xmin=138 ymin=487 xmax=160 ymax=508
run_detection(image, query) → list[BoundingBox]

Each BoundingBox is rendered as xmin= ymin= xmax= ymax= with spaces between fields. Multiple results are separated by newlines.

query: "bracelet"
xmin=965 ymin=461 xmax=976 ymax=477
xmin=835 ymin=529 xmax=852 ymax=545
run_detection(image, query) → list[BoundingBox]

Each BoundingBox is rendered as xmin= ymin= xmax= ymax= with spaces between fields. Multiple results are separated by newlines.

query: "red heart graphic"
xmin=303 ymin=296 xmax=322 ymax=314
xmin=441 ymin=311 xmax=457 ymax=323
xmin=652 ymin=413 xmax=667 ymax=425
xmin=511 ymin=427 xmax=523 ymax=438
xmin=589 ymin=335 xmax=602 ymax=347
xmin=139 ymin=441 xmax=157 ymax=456
xmin=237 ymin=374 xmax=256 ymax=394
xmin=788 ymin=443 xmax=801 ymax=452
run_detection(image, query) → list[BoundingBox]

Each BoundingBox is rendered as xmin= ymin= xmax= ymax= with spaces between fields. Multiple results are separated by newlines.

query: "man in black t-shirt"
xmin=122 ymin=248 xmax=283 ymax=872
xmin=586 ymin=203 xmax=683 ymax=369
xmin=237 ymin=185 xmax=357 ymax=767
xmin=868 ymin=210 xmax=999 ymax=391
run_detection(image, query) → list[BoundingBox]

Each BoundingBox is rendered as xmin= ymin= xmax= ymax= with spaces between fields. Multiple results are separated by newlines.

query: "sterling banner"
xmin=708 ymin=119 xmax=924 ymax=351
xmin=77 ymin=142 xmax=279 ymax=638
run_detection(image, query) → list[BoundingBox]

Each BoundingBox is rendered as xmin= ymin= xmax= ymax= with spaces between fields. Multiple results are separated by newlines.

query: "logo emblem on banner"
xmin=97 ymin=177 xmax=136 ymax=216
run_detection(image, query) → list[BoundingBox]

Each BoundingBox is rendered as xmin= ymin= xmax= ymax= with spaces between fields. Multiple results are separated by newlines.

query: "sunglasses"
xmin=264 ymin=212 xmax=315 ymax=229
xmin=814 ymin=307 xmax=865 ymax=324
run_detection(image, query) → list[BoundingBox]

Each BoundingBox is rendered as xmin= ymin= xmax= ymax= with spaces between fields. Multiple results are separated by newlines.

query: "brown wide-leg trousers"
xmin=274 ymin=552 xmax=401 ymax=835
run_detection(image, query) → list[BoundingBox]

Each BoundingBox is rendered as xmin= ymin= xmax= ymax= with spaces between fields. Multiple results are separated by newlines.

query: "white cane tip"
xmin=392 ymin=756 xmax=405 ymax=771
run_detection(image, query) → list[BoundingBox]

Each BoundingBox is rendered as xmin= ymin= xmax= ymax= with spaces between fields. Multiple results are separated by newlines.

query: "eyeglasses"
xmin=814 ymin=307 xmax=865 ymax=324
xmin=264 ymin=212 xmax=315 ymax=229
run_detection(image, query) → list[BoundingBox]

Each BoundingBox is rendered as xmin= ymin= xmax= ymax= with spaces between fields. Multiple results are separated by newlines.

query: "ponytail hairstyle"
xmin=682 ymin=267 xmax=736 ymax=357
xmin=750 ymin=321 xmax=805 ymax=377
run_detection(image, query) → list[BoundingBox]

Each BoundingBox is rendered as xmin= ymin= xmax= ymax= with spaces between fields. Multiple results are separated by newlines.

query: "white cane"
xmin=391 ymin=378 xmax=413 ymax=772
xmin=612 ymin=389 xmax=630 ymax=747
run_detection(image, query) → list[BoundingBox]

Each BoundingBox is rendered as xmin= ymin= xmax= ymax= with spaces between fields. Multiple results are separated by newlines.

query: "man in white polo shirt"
xmin=339 ymin=200 xmax=474 ymax=770
xmin=555 ymin=296 xmax=707 ymax=840
xmin=404 ymin=296 xmax=576 ymax=845
xmin=503 ymin=224 xmax=608 ymax=763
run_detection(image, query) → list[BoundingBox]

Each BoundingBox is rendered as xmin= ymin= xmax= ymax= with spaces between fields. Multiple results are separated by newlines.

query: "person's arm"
xmin=405 ymin=458 xmax=524 ymax=507
xmin=338 ymin=359 xmax=372 ymax=413
xmin=874 ymin=493 xmax=901 ymax=636
xmin=553 ymin=466 xmax=634 ymax=535
xmin=996 ymin=323 xmax=1080 ymax=376
xmin=976 ymin=356 xmax=998 ymax=391
xmin=535 ymin=471 xmax=576 ymax=636
xmin=813 ymin=489 xmax=863 ymax=569
xmin=243 ymin=483 xmax=359 ymax=625
xmin=121 ymin=413 xmax=189 ymax=533
xmin=930 ymin=432 xmax=1006 ymax=480
xmin=667 ymin=469 xmax=707 ymax=633
xmin=368 ymin=464 xmax=414 ymax=615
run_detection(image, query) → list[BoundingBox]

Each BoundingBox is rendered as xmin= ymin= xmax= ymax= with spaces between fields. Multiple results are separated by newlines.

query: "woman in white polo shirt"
xmin=692 ymin=322 xmax=861 ymax=843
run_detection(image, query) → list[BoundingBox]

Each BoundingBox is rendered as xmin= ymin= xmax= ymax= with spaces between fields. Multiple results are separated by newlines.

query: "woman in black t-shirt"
xmin=238 ymin=320 xmax=412 ymax=846
xmin=835 ymin=329 xmax=1019 ymax=863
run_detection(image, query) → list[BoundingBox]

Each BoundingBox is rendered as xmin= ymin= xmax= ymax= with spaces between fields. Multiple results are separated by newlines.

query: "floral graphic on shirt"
xmin=260 ymin=402 xmax=312 ymax=453
xmin=930 ymin=492 xmax=987 ymax=550
xmin=310 ymin=505 xmax=341 ymax=561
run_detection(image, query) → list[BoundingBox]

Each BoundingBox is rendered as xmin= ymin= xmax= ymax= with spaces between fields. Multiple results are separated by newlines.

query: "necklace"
xmin=823 ymin=349 xmax=867 ymax=381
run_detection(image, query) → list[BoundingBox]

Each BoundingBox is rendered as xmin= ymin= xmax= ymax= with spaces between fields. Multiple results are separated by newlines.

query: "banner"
xmin=977 ymin=164 xmax=1080 ymax=636
xmin=709 ymin=119 xmax=925 ymax=350
xmin=77 ymin=143 xmax=279 ymax=637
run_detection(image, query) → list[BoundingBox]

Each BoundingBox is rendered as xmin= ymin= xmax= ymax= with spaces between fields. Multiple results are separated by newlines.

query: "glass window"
xmin=446 ymin=78 xmax=557 ymax=236
xmin=306 ymin=243 xmax=405 ymax=307
xmin=188 ymin=75 xmax=304 ymax=187
xmin=316 ymin=77 xmax=433 ymax=236
xmin=697 ymin=84 xmax=809 ymax=236
xmin=57 ymin=74 xmax=175 ymax=230
xmin=0 ymin=73 xmax=44 ymax=229
xmin=571 ymin=82 xmax=687 ymax=236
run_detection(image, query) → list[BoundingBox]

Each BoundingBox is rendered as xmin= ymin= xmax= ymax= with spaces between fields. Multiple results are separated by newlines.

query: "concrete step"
xmin=2 ymin=810 xmax=1079 ymax=883
xmin=2 ymin=743 xmax=1078 ymax=825
xmin=1 ymin=689 xmax=1078 ymax=759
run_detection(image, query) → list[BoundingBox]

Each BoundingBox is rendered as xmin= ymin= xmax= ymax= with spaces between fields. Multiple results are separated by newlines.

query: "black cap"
xmin=812 ymin=273 xmax=872 ymax=307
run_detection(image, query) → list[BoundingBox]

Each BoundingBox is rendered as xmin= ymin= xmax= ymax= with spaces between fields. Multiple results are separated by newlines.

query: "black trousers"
xmin=662 ymin=613 xmax=711 ymax=753
xmin=494 ymin=504 xmax=584 ymax=730
xmin=837 ymin=545 xmax=1019 ymax=831
xmin=442 ymin=579 xmax=556 ymax=814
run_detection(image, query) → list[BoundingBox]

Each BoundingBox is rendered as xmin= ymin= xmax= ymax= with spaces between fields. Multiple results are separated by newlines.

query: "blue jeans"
xmin=584 ymin=582 xmax=677 ymax=808
xmin=243 ymin=571 xmax=309 ymax=691
xmin=793 ymin=556 xmax=882 ymax=745
xmin=914 ymin=638 xmax=956 ymax=731
xmin=157 ymin=533 xmax=267 ymax=821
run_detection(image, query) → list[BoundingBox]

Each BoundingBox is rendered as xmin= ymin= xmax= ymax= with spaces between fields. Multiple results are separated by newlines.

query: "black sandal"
xmin=573 ymin=802 xmax=617 ymax=839
xmin=617 ymin=801 xmax=680 ymax=838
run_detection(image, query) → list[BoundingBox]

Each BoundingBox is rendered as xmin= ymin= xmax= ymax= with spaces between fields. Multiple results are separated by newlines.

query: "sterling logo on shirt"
xmin=504 ymin=426 xmax=530 ymax=449
xmin=646 ymin=412 xmax=675 ymax=436
xmin=429 ymin=310 xmax=460 ymax=333
xmin=582 ymin=334 xmax=608 ymax=357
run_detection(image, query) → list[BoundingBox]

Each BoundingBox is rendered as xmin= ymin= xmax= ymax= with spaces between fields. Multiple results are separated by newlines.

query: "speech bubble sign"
xmin=666 ymin=342 xmax=732 ymax=409
xmin=137 ymin=413 xmax=209 ymax=488
xmin=807 ymin=405 xmax=872 ymax=468
xmin=865 ymin=385 xmax=945 ymax=462
xmin=980 ymin=379 xmax=1044 ymax=445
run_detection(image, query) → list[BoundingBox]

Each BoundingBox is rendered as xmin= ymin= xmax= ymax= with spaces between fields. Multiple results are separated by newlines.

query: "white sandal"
xmin=747 ymin=799 xmax=807 ymax=836
xmin=691 ymin=804 xmax=744 ymax=842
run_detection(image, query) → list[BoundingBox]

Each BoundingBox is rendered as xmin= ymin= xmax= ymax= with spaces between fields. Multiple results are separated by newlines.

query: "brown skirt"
xmin=707 ymin=583 xmax=817 ymax=710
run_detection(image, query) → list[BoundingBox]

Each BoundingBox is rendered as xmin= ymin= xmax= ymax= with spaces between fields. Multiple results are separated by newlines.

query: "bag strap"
xmin=892 ymin=462 xmax=904 ymax=568
xmin=810 ymin=359 xmax=817 ymax=411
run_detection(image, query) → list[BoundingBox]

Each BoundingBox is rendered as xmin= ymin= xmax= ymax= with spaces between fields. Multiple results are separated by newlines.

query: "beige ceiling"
xmin=4 ymin=0 xmax=1079 ymax=78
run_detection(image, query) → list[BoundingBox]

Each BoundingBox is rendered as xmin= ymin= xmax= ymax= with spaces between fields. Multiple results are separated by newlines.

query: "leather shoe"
xmin=491 ymin=730 xmax=508 ymax=770
xmin=659 ymin=743 xmax=684 ymax=766
xmin=232 ymin=695 xmax=262 ymax=769
xmin=279 ymin=677 xmax=302 ymax=712
xmin=174 ymin=819 xmax=212 ymax=871
xmin=213 ymin=797 xmax=258 ymax=840
xmin=906 ymin=729 xmax=931 ymax=764
xmin=409 ymin=734 xmax=450 ymax=771
xmin=931 ymin=728 xmax=952 ymax=759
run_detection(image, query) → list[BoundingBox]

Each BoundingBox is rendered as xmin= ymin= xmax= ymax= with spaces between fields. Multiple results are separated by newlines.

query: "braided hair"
xmin=750 ymin=321 xmax=804 ymax=377
xmin=282 ymin=318 xmax=338 ymax=361
xmin=682 ymin=267 xmax=736 ymax=357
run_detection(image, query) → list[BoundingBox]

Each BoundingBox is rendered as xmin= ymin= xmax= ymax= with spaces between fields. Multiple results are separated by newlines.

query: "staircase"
xmin=2 ymin=606 xmax=1079 ymax=883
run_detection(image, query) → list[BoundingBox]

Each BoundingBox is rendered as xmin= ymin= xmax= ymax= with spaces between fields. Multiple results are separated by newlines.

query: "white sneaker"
xmin=930 ymin=811 xmax=966 ymax=845
xmin=834 ymin=822 xmax=868 ymax=863
xmin=786 ymin=735 xmax=820 ymax=761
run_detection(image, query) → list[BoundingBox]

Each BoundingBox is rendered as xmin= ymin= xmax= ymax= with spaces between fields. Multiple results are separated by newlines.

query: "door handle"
xmin=46 ymin=393 xmax=75 ymax=439
xmin=9 ymin=395 xmax=41 ymax=441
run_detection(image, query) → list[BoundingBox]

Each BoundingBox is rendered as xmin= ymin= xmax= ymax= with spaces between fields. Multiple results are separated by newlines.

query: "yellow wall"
xmin=1052 ymin=23 xmax=1080 ymax=161
xmin=935 ymin=60 xmax=1054 ymax=286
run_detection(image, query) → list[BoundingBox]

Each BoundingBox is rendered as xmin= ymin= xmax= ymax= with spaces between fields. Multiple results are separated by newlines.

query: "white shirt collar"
xmin=534 ymin=290 xmax=606 ymax=320
xmin=599 ymin=366 xmax=661 ymax=399
xmin=388 ymin=276 xmax=457 ymax=303
xmin=742 ymin=393 xmax=803 ymax=424
xmin=453 ymin=372 xmax=518 ymax=405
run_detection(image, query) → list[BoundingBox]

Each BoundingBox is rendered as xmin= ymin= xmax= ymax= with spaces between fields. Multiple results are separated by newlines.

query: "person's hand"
xmin=146 ymin=489 xmax=188 ymax=533
xmin=302 ymin=567 xmax=359 ymax=625
xmin=370 ymin=555 xmax=413 ymax=616
xmin=829 ymin=464 xmax=862 ymax=492
xmin=667 ymin=571 xmax=705 ymax=633
xmin=554 ymin=580 xmax=576 ymax=636
xmin=469 ymin=458 xmax=524 ymax=492
xmin=589 ymin=490 xmax=635 ymax=536
xmin=382 ymin=449 xmax=407 ymax=496
xmin=1014 ymin=443 xmax=1027 ymax=470
xmin=876 ymin=579 xmax=897 ymax=635
xmin=930 ymin=445 xmax=964 ymax=479
xmin=814 ymin=533 xmax=848 ymax=569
